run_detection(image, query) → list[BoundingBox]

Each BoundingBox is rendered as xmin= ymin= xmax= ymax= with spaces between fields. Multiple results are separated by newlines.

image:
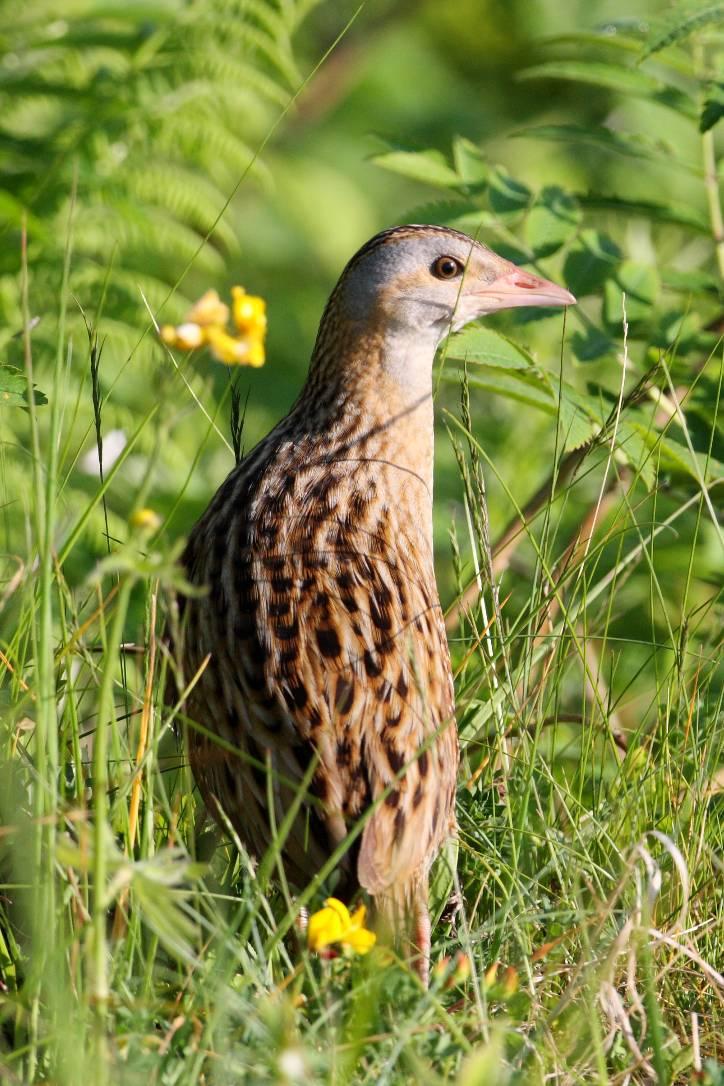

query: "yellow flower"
xmin=244 ymin=336 xmax=266 ymax=368
xmin=307 ymin=898 xmax=376 ymax=956
xmin=432 ymin=951 xmax=471 ymax=988
xmin=231 ymin=285 xmax=267 ymax=335
xmin=205 ymin=326 xmax=266 ymax=368
xmin=484 ymin=961 xmax=499 ymax=990
xmin=186 ymin=289 xmax=230 ymax=327
xmin=451 ymin=951 xmax=471 ymax=983
xmin=482 ymin=961 xmax=519 ymax=999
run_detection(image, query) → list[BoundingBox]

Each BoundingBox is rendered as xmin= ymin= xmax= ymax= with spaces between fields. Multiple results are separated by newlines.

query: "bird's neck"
xmin=295 ymin=315 xmax=438 ymax=495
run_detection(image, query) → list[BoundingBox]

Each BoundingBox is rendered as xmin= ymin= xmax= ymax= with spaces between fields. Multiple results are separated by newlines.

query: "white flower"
xmin=79 ymin=429 xmax=127 ymax=477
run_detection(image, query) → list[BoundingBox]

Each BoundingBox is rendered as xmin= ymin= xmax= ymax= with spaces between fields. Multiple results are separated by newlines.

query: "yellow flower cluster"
xmin=160 ymin=286 xmax=266 ymax=367
xmin=307 ymin=898 xmax=376 ymax=957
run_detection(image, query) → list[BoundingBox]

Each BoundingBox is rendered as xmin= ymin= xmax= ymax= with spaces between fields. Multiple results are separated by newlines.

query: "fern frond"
xmin=122 ymin=163 xmax=239 ymax=251
xmin=0 ymin=0 xmax=305 ymax=349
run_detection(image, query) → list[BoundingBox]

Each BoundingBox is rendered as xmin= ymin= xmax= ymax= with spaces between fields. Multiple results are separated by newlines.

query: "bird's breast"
xmin=179 ymin=422 xmax=457 ymax=890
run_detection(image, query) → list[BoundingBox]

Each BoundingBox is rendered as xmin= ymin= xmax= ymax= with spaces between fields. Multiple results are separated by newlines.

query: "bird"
xmin=173 ymin=225 xmax=575 ymax=982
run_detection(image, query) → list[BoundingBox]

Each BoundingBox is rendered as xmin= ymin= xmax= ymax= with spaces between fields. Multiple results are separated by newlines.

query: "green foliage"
xmin=0 ymin=2 xmax=723 ymax=1084
xmin=517 ymin=60 xmax=698 ymax=116
xmin=0 ymin=0 xmax=318 ymax=337
xmin=641 ymin=1 xmax=724 ymax=57
xmin=0 ymin=363 xmax=46 ymax=405
xmin=701 ymin=81 xmax=724 ymax=130
xmin=0 ymin=0 xmax=321 ymax=560
xmin=375 ymin=17 xmax=724 ymax=485
xmin=524 ymin=185 xmax=581 ymax=258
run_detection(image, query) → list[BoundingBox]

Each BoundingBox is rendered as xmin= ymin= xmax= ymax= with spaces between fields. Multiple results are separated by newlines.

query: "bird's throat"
xmin=299 ymin=320 xmax=437 ymax=496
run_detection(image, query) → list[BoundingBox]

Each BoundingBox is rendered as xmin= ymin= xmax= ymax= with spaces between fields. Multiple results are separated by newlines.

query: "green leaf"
xmin=615 ymin=421 xmax=658 ymax=489
xmin=558 ymin=396 xmax=598 ymax=450
xmin=564 ymin=230 xmax=622 ymax=296
xmin=541 ymin=32 xmax=643 ymax=55
xmin=452 ymin=137 xmax=488 ymax=188
xmin=442 ymin=349 xmax=602 ymax=451
xmin=660 ymin=267 xmax=722 ymax=295
xmin=525 ymin=186 xmax=581 ymax=258
xmin=519 ymin=59 xmax=660 ymax=95
xmin=654 ymin=310 xmax=703 ymax=349
xmin=445 ymin=327 xmax=535 ymax=370
xmin=401 ymin=200 xmax=494 ymax=231
xmin=604 ymin=261 xmax=660 ymax=324
xmin=488 ymin=165 xmax=532 ymax=215
xmin=369 ymin=146 xmax=461 ymax=189
xmin=570 ymin=326 xmax=618 ymax=363
xmin=578 ymin=194 xmax=710 ymax=233
xmin=441 ymin=365 xmax=557 ymax=412
xmin=701 ymin=82 xmax=724 ymax=131
xmin=514 ymin=124 xmax=698 ymax=173
xmin=641 ymin=3 xmax=724 ymax=58
xmin=0 ymin=365 xmax=46 ymax=407
xmin=637 ymin=427 xmax=724 ymax=481
xmin=518 ymin=60 xmax=696 ymax=117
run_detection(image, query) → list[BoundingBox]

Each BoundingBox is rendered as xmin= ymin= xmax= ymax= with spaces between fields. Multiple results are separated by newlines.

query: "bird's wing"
xmin=254 ymin=506 xmax=458 ymax=897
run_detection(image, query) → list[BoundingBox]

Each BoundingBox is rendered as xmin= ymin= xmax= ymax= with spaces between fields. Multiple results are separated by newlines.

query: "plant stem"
xmin=20 ymin=222 xmax=44 ymax=1086
xmin=21 ymin=205 xmax=73 ymax=1077
xmin=91 ymin=577 xmax=134 ymax=1084
xmin=702 ymin=128 xmax=724 ymax=279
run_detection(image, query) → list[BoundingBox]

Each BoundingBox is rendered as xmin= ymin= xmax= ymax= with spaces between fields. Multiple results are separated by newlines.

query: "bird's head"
xmin=310 ymin=225 xmax=576 ymax=399
xmin=334 ymin=225 xmax=576 ymax=342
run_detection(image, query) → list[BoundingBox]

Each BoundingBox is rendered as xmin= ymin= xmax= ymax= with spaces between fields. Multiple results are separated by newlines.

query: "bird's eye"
xmin=431 ymin=255 xmax=463 ymax=280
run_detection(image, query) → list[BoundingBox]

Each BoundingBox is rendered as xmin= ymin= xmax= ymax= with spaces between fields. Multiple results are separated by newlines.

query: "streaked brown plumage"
xmin=174 ymin=225 xmax=575 ymax=981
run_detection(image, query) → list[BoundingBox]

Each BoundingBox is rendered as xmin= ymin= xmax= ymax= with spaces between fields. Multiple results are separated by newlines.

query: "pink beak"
xmin=474 ymin=268 xmax=576 ymax=311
